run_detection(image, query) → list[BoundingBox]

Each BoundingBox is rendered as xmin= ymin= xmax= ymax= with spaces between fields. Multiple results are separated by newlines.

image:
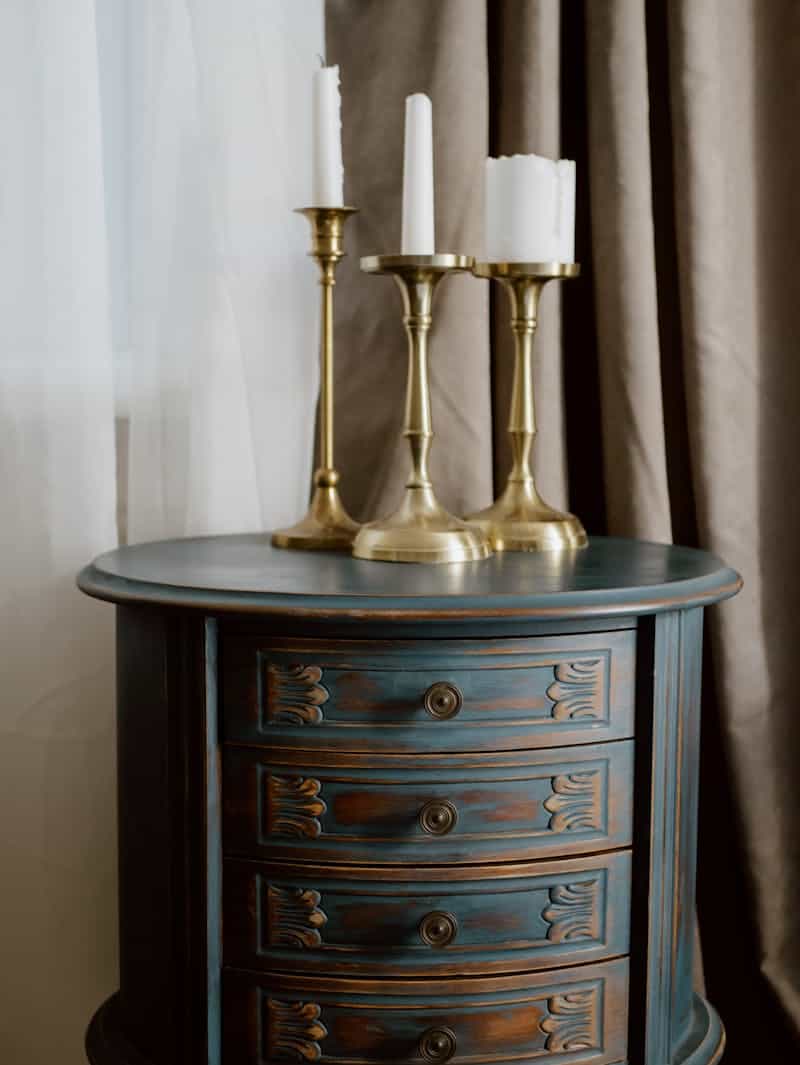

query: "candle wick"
xmin=317 ymin=53 xmax=326 ymax=68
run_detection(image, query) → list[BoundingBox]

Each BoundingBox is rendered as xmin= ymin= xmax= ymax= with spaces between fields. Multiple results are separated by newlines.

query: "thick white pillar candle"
xmin=557 ymin=159 xmax=576 ymax=262
xmin=312 ymin=65 xmax=344 ymax=206
xmin=401 ymin=94 xmax=435 ymax=254
xmin=484 ymin=154 xmax=576 ymax=262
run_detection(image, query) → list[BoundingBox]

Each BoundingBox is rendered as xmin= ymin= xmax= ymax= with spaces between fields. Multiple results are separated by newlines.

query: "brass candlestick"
xmin=466 ymin=262 xmax=587 ymax=552
xmin=272 ymin=207 xmax=360 ymax=551
xmin=353 ymin=254 xmax=492 ymax=564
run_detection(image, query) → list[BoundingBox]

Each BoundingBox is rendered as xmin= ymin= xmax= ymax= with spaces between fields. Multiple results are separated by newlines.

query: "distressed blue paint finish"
xmin=77 ymin=536 xmax=740 ymax=1065
xmin=222 ymin=851 xmax=631 ymax=976
xmin=673 ymin=994 xmax=726 ymax=1064
xmin=645 ymin=609 xmax=713 ymax=1065
xmin=222 ymin=741 xmax=633 ymax=864
xmin=672 ymin=610 xmax=704 ymax=1055
xmin=221 ymin=630 xmax=635 ymax=753
xmin=222 ymin=960 xmax=630 ymax=1065
xmin=77 ymin=535 xmax=741 ymax=623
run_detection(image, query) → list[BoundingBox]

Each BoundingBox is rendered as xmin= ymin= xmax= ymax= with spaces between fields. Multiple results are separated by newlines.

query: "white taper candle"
xmin=312 ymin=65 xmax=344 ymax=206
xmin=401 ymin=94 xmax=435 ymax=254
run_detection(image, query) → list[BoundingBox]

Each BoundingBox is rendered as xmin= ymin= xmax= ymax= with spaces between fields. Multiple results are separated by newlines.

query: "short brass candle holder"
xmin=272 ymin=206 xmax=360 ymax=551
xmin=353 ymin=254 xmax=492 ymax=564
xmin=466 ymin=261 xmax=588 ymax=552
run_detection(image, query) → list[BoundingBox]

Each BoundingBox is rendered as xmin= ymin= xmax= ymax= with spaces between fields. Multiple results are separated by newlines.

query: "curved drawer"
xmin=222 ymin=742 xmax=633 ymax=864
xmin=221 ymin=631 xmax=635 ymax=753
xmin=222 ymin=960 xmax=629 ymax=1065
xmin=223 ymin=851 xmax=631 ymax=976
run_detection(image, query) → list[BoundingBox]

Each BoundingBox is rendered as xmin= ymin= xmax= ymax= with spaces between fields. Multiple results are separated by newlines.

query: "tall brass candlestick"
xmin=353 ymin=254 xmax=491 ymax=564
xmin=272 ymin=207 xmax=360 ymax=551
xmin=466 ymin=262 xmax=587 ymax=552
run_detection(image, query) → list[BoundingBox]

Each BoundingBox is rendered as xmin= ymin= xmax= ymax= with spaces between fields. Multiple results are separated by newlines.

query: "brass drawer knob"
xmin=419 ymin=1027 xmax=457 ymax=1064
xmin=419 ymin=799 xmax=458 ymax=836
xmin=419 ymin=910 xmax=458 ymax=947
xmin=424 ymin=682 xmax=462 ymax=719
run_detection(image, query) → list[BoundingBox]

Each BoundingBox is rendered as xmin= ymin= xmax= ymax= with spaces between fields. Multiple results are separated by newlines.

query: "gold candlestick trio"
xmin=273 ymin=210 xmax=585 ymax=562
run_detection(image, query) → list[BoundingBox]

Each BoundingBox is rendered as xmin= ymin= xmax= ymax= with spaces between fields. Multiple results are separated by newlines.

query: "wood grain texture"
xmin=222 ymin=851 xmax=631 ymax=976
xmin=220 ymin=631 xmax=635 ymax=753
xmin=221 ymin=960 xmax=630 ymax=1065
xmin=87 ymin=989 xmax=726 ymax=1065
xmin=644 ymin=608 xmax=706 ymax=1063
xmin=77 ymin=535 xmax=740 ymax=1065
xmin=221 ymin=742 xmax=633 ymax=864
xmin=77 ymin=534 xmax=741 ymax=623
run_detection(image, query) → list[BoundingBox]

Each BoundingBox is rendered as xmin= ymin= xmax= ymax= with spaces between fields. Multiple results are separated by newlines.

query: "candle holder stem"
xmin=402 ymin=269 xmax=434 ymax=492
xmin=353 ymin=254 xmax=491 ymax=564
xmin=272 ymin=207 xmax=360 ymax=551
xmin=507 ymin=278 xmax=539 ymax=491
xmin=466 ymin=262 xmax=587 ymax=552
xmin=320 ymin=256 xmax=335 ymax=472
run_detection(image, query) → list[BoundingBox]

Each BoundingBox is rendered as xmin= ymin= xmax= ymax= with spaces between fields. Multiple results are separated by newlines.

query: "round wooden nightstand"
xmin=79 ymin=535 xmax=740 ymax=1065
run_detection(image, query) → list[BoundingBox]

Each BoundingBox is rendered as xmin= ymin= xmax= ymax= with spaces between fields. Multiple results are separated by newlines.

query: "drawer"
xmin=223 ymin=850 xmax=631 ymax=976
xmin=222 ymin=742 xmax=633 ymax=864
xmin=222 ymin=959 xmax=629 ymax=1065
xmin=220 ymin=631 xmax=635 ymax=753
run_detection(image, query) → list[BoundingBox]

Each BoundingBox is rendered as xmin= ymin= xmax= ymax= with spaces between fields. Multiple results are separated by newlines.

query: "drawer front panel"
xmin=223 ymin=851 xmax=631 ymax=976
xmin=222 ymin=742 xmax=633 ymax=863
xmin=222 ymin=960 xmax=629 ymax=1065
xmin=221 ymin=632 xmax=635 ymax=752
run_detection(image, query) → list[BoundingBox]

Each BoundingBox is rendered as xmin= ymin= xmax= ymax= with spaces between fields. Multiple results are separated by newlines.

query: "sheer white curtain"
xmin=0 ymin=2 xmax=322 ymax=1062
xmin=119 ymin=0 xmax=322 ymax=540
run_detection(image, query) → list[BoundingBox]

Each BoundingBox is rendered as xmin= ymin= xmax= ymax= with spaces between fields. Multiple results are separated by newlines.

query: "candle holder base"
xmin=272 ymin=472 xmax=359 ymax=552
xmin=466 ymin=481 xmax=587 ymax=553
xmin=353 ymin=486 xmax=490 ymax=564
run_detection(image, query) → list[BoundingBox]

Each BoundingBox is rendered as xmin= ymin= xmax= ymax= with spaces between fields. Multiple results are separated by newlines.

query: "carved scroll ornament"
xmin=266 ymin=998 xmax=328 ymax=1061
xmin=543 ymin=771 xmax=601 ymax=833
xmin=546 ymin=658 xmax=604 ymax=721
xmin=266 ymin=663 xmax=330 ymax=726
xmin=266 ymin=775 xmax=326 ymax=839
xmin=267 ymin=885 xmax=328 ymax=948
xmin=542 ymin=879 xmax=600 ymax=942
xmin=540 ymin=989 xmax=597 ymax=1052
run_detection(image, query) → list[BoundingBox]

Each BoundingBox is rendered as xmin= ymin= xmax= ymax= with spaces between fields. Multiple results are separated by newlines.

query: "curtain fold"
xmin=585 ymin=0 xmax=672 ymax=541
xmin=666 ymin=1 xmax=800 ymax=1049
xmin=326 ymin=2 xmax=800 ymax=1061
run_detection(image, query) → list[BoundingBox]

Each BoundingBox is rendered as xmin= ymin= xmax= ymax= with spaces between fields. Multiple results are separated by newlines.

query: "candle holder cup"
xmin=272 ymin=206 xmax=360 ymax=551
xmin=466 ymin=261 xmax=587 ymax=552
xmin=353 ymin=254 xmax=492 ymax=564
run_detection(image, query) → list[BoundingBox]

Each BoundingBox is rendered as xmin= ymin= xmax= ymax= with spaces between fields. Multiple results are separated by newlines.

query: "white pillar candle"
xmin=484 ymin=153 xmax=576 ymax=262
xmin=312 ymin=65 xmax=344 ymax=206
xmin=557 ymin=159 xmax=576 ymax=263
xmin=401 ymin=94 xmax=435 ymax=255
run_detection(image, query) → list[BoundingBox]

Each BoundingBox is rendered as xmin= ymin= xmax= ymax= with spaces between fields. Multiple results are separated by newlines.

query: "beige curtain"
xmin=327 ymin=1 xmax=800 ymax=1061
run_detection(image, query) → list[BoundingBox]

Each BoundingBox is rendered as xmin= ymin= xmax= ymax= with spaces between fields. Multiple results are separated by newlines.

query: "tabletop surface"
xmin=77 ymin=535 xmax=741 ymax=620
